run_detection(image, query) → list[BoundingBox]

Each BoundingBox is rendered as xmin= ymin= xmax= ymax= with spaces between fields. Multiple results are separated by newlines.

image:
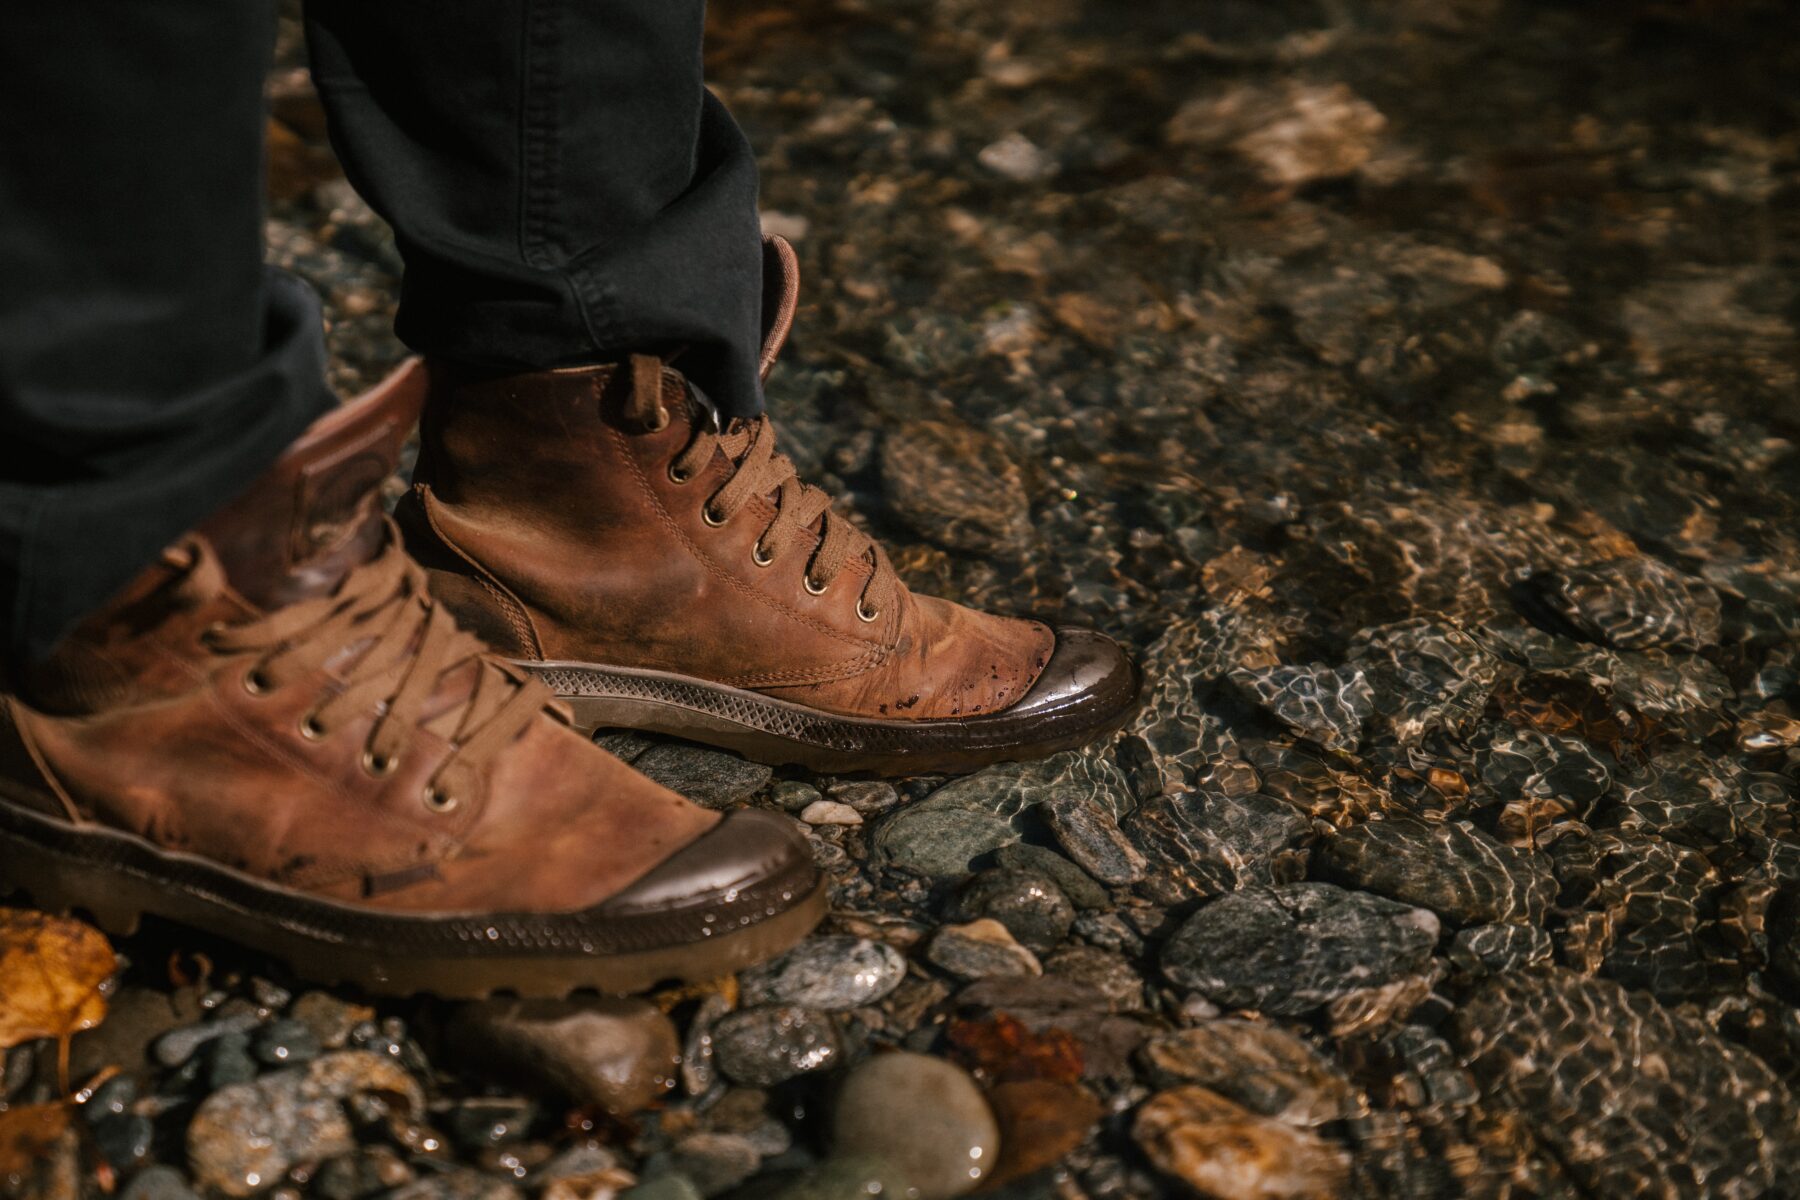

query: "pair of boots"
xmin=0 ymin=243 xmax=1138 ymax=996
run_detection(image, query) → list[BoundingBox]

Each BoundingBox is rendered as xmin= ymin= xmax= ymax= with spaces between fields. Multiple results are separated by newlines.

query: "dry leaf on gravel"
xmin=0 ymin=1102 xmax=73 ymax=1190
xmin=0 ymin=908 xmax=118 ymax=1085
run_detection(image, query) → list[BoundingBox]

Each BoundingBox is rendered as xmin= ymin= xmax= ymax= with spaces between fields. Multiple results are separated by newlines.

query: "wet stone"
xmin=187 ymin=1051 xmax=423 ymax=1197
xmin=832 ymin=1052 xmax=999 ymax=1200
xmin=1230 ymin=663 xmax=1375 ymax=751
xmin=711 ymin=1007 xmax=841 ymax=1087
xmin=1125 ymin=789 xmax=1309 ymax=906
xmin=446 ymin=998 xmax=680 ymax=1114
xmin=798 ymin=799 xmax=862 ymax=826
xmin=1449 ymin=923 xmax=1555 ymax=976
xmin=771 ymin=781 xmax=822 ymax=813
xmin=1133 ymin=1085 xmax=1352 ymax=1200
xmin=996 ymin=843 xmax=1110 ymax=909
xmin=1137 ymin=1021 xmax=1359 ymax=1127
xmin=926 ymin=919 xmax=1044 ymax=980
xmin=1453 ymin=968 xmax=1800 ymax=1198
xmin=738 ymin=936 xmax=907 ymax=1011
xmin=628 ymin=743 xmax=774 ymax=809
xmin=312 ymin=1147 xmax=415 ymax=1200
xmin=1043 ymin=794 xmax=1148 ymax=886
xmin=121 ymin=1166 xmax=201 ymax=1200
xmin=1347 ymin=618 xmax=1503 ymax=743
xmin=879 ymin=420 xmax=1033 ymax=556
xmin=827 ymin=780 xmax=904 ymax=818
xmin=252 ymin=1017 xmax=323 ymax=1067
xmin=874 ymin=806 xmax=1021 ymax=878
xmin=287 ymin=993 xmax=373 ymax=1051
xmin=1316 ymin=815 xmax=1555 ymax=925
xmin=1168 ymin=80 xmax=1386 ymax=188
xmin=670 ymin=1133 xmax=761 ymax=1198
xmin=153 ymin=1012 xmax=261 ymax=1068
xmin=1043 ymin=945 xmax=1146 ymax=1012
xmin=445 ymin=1098 xmax=537 ymax=1154
xmin=92 ymin=1112 xmax=154 ymax=1172
xmin=1530 ymin=557 xmax=1722 ymax=651
xmin=385 ymin=1170 xmax=522 ymax=1200
xmin=1469 ymin=724 xmax=1613 ymax=817
xmin=1162 ymin=884 xmax=1440 ymax=1015
xmin=946 ymin=868 xmax=1076 ymax=952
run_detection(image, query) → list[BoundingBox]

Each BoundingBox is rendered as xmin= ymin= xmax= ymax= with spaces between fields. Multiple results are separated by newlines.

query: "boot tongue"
xmin=199 ymin=361 xmax=427 ymax=610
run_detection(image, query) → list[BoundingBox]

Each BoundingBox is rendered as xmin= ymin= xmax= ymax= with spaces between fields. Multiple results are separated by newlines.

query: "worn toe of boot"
xmin=1003 ymin=627 xmax=1140 ymax=720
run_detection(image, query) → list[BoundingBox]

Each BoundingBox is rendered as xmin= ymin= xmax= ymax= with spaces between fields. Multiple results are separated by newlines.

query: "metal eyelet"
xmin=856 ymin=600 xmax=881 ymax=623
xmin=242 ymin=668 xmax=274 ymax=696
xmin=644 ymin=406 xmax=670 ymax=433
xmin=361 ymin=748 xmax=399 ymax=778
xmin=298 ymin=714 xmax=328 ymax=741
xmin=423 ymin=786 xmax=460 ymax=814
xmin=751 ymin=542 xmax=775 ymax=567
xmin=667 ymin=462 xmax=693 ymax=485
xmin=200 ymin=622 xmax=227 ymax=648
xmin=803 ymin=575 xmax=829 ymax=596
xmin=702 ymin=503 xmax=728 ymax=527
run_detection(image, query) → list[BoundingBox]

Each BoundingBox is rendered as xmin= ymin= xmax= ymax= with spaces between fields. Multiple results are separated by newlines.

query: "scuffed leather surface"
xmin=407 ymin=362 xmax=1057 ymax=720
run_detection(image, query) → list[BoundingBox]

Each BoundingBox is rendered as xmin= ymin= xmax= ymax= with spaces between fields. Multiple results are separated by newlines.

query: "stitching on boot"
xmin=416 ymin=485 xmax=546 ymax=660
xmin=1 ymin=699 xmax=85 ymax=824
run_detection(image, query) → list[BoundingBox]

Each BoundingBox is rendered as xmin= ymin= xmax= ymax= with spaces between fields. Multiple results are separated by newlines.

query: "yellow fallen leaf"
xmin=0 ymin=1102 xmax=73 ymax=1191
xmin=0 ymin=908 xmax=117 ymax=1087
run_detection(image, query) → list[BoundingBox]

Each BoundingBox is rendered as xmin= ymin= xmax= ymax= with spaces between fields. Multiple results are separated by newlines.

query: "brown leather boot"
xmin=0 ymin=361 xmax=823 ymax=997
xmin=398 ymin=238 xmax=1140 ymax=775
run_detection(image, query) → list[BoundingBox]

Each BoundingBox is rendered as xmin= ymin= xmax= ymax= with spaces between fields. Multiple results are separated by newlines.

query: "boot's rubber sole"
xmin=0 ymin=792 xmax=824 ymax=999
xmin=530 ymin=657 xmax=1143 ymax=775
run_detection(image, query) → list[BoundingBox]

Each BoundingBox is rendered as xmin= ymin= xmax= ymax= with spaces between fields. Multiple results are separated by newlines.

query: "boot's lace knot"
xmin=627 ymin=356 xmax=897 ymax=624
xmin=177 ymin=518 xmax=557 ymax=810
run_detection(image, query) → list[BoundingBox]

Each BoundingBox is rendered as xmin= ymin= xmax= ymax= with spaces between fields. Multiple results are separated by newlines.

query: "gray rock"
xmin=670 ymin=1133 xmax=762 ymax=1198
xmin=71 ymin=986 xmax=200 ymax=1083
xmin=630 ymin=743 xmax=774 ymax=809
xmin=1450 ymin=923 xmax=1555 ymax=975
xmin=251 ymin=1017 xmax=323 ymax=1067
xmin=925 ymin=919 xmax=1043 ymax=980
xmin=874 ymin=806 xmax=1020 ymax=877
xmin=620 ymin=1178 xmax=703 ymax=1200
xmin=1531 ymin=557 xmax=1722 ymax=651
xmin=827 ymin=780 xmax=904 ymax=817
xmin=1453 ymin=968 xmax=1800 ymax=1197
xmin=447 ymin=998 xmax=680 ymax=1114
xmin=749 ymin=1157 xmax=914 ymax=1200
xmin=384 ymin=1170 xmax=523 ymax=1200
xmin=1316 ymin=815 xmax=1555 ymax=925
xmin=1125 ymin=789 xmax=1309 ymax=905
xmin=1347 ymin=618 xmax=1504 ymax=743
xmin=680 ymin=992 xmax=732 ymax=1096
xmin=712 ymin=1006 xmax=842 ymax=1087
xmin=1042 ymin=945 xmax=1146 ymax=1012
xmin=187 ymin=1051 xmax=422 ymax=1197
xmin=738 ymin=936 xmax=907 ymax=1011
xmin=946 ymin=868 xmax=1075 ymax=952
xmin=121 ymin=1166 xmax=201 ymax=1200
xmin=1043 ymin=794 xmax=1147 ymax=885
xmin=1161 ymin=884 xmax=1440 ymax=1015
xmin=996 ymin=843 xmax=1110 ymax=909
xmin=772 ymin=780 xmax=823 ymax=812
xmin=153 ymin=1011 xmax=261 ymax=1068
xmin=1229 ymin=663 xmax=1375 ymax=751
xmin=832 ymin=1053 xmax=1000 ymax=1200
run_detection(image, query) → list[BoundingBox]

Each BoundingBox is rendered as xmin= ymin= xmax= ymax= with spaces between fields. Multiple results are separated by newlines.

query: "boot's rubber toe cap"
xmin=597 ymin=807 xmax=818 ymax=918
xmin=1004 ymin=626 xmax=1140 ymax=719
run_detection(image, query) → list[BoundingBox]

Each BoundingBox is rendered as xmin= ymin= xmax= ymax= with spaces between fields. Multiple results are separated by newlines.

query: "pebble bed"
xmin=8 ymin=0 xmax=1800 ymax=1197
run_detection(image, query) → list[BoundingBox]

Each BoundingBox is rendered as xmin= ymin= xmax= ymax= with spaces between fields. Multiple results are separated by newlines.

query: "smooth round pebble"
xmin=832 ymin=1053 xmax=999 ymax=1200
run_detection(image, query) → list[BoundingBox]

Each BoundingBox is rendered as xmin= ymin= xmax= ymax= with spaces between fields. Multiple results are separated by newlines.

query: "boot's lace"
xmin=180 ymin=519 xmax=555 ymax=811
xmin=636 ymin=364 xmax=898 ymax=623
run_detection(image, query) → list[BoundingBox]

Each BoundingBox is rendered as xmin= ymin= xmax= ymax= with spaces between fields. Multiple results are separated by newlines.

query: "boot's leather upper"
xmin=1 ymin=361 xmax=764 ymax=916
xmin=401 ymin=237 xmax=1059 ymax=721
